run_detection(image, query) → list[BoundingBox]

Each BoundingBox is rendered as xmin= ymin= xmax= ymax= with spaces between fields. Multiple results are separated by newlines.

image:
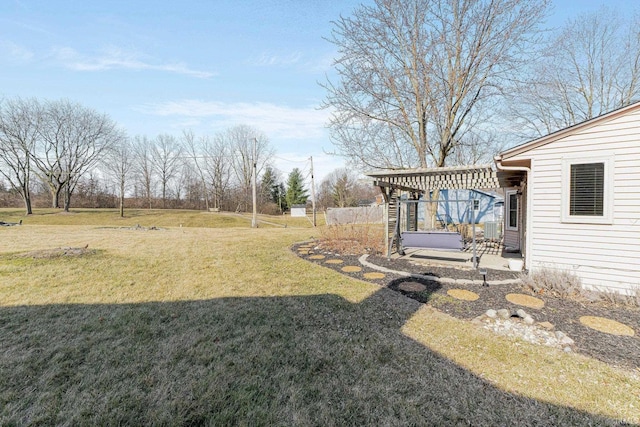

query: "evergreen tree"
xmin=260 ymin=166 xmax=286 ymax=212
xmin=260 ymin=166 xmax=277 ymax=203
xmin=285 ymin=168 xmax=308 ymax=208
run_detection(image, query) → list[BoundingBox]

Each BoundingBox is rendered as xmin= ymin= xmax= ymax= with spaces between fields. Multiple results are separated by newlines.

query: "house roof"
xmin=498 ymin=100 xmax=640 ymax=160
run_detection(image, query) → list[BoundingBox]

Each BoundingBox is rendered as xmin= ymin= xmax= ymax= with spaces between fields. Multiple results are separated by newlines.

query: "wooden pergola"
xmin=366 ymin=165 xmax=523 ymax=257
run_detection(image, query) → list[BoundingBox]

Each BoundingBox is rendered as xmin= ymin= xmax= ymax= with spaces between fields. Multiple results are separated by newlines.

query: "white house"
xmin=495 ymin=101 xmax=640 ymax=294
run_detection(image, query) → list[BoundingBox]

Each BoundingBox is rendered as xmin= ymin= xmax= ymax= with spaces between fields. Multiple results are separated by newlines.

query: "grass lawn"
xmin=0 ymin=209 xmax=638 ymax=425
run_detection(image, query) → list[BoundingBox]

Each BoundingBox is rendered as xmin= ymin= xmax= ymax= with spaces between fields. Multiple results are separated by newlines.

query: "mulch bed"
xmin=294 ymin=242 xmax=640 ymax=372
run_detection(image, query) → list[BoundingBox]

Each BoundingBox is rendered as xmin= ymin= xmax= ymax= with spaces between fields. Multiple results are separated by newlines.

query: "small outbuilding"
xmin=289 ymin=204 xmax=307 ymax=218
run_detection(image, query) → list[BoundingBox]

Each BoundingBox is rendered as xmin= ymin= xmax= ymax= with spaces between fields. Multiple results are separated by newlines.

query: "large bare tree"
xmin=323 ymin=0 xmax=549 ymax=169
xmin=103 ymin=136 xmax=133 ymax=217
xmin=150 ymin=134 xmax=183 ymax=209
xmin=183 ymin=130 xmax=210 ymax=210
xmin=0 ymin=98 xmax=42 ymax=214
xmin=32 ymin=100 xmax=122 ymax=211
xmin=132 ymin=135 xmax=155 ymax=208
xmin=511 ymin=7 xmax=640 ymax=137
xmin=203 ymin=133 xmax=232 ymax=211
xmin=226 ymin=125 xmax=274 ymax=212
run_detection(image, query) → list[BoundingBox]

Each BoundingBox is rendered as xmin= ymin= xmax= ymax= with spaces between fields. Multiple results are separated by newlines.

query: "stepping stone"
xmin=325 ymin=259 xmax=344 ymax=264
xmin=579 ymin=316 xmax=635 ymax=337
xmin=309 ymin=255 xmax=325 ymax=260
xmin=447 ymin=289 xmax=479 ymax=301
xmin=505 ymin=293 xmax=545 ymax=309
xmin=538 ymin=321 xmax=555 ymax=330
xmin=398 ymin=282 xmax=427 ymax=293
xmin=363 ymin=272 xmax=385 ymax=280
xmin=341 ymin=266 xmax=362 ymax=273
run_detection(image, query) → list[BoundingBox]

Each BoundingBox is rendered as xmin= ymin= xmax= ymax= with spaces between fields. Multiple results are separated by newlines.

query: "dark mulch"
xmin=295 ymin=243 xmax=640 ymax=372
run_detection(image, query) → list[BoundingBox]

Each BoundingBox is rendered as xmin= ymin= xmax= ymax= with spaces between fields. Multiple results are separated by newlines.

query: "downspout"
xmin=494 ymin=155 xmax=531 ymax=270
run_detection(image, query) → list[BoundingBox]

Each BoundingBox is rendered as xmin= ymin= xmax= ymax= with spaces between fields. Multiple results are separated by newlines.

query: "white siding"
xmin=510 ymin=109 xmax=640 ymax=293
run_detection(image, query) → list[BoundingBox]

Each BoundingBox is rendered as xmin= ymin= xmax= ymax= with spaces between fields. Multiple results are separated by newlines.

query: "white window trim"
xmin=505 ymin=189 xmax=519 ymax=231
xmin=561 ymin=155 xmax=614 ymax=224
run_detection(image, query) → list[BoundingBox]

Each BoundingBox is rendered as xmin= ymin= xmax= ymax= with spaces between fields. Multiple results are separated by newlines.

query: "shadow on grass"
xmin=0 ymin=289 xmax=631 ymax=426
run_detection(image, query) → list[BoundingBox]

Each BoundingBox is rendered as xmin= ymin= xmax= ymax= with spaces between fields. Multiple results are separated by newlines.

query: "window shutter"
xmin=570 ymin=163 xmax=604 ymax=216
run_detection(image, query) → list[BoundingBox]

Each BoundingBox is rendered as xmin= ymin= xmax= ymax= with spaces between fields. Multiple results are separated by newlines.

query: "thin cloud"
xmin=51 ymin=46 xmax=214 ymax=79
xmin=140 ymin=100 xmax=331 ymax=140
xmin=248 ymin=51 xmax=303 ymax=67
xmin=0 ymin=40 xmax=34 ymax=62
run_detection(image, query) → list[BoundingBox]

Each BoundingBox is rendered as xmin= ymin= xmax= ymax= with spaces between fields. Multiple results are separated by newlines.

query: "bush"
xmin=519 ymin=268 xmax=583 ymax=298
xmin=520 ymin=267 xmax=640 ymax=307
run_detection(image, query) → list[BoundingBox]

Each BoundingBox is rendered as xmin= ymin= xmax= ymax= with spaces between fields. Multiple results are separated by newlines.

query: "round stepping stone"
xmin=341 ymin=266 xmax=362 ymax=273
xmin=308 ymin=255 xmax=325 ymax=260
xmin=398 ymin=282 xmax=427 ymax=293
xmin=325 ymin=259 xmax=344 ymax=265
xmin=579 ymin=316 xmax=635 ymax=336
xmin=447 ymin=289 xmax=479 ymax=301
xmin=363 ymin=272 xmax=385 ymax=280
xmin=505 ymin=293 xmax=545 ymax=309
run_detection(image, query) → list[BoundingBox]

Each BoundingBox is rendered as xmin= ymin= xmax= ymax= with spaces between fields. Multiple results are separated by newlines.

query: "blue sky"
xmin=0 ymin=0 xmax=635 ymax=182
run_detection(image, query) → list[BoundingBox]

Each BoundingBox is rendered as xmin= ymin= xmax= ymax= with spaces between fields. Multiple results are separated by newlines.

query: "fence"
xmin=325 ymin=206 xmax=384 ymax=225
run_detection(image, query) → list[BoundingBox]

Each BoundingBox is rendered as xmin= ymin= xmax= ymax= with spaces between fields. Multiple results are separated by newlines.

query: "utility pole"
xmin=310 ymin=156 xmax=317 ymax=227
xmin=251 ymin=138 xmax=258 ymax=228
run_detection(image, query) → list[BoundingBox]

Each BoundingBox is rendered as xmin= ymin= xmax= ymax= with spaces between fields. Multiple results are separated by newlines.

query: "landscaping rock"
xmin=497 ymin=309 xmax=511 ymax=319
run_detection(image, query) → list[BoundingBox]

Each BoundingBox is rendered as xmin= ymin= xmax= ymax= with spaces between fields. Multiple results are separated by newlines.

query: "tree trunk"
xmin=52 ymin=185 xmax=62 ymax=209
xmin=22 ymin=186 xmax=33 ymax=215
xmin=120 ymin=181 xmax=125 ymax=217
xmin=63 ymin=185 xmax=72 ymax=212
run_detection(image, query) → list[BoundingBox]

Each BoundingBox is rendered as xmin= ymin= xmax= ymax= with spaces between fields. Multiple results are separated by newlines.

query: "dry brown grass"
xmin=0 ymin=212 xmax=639 ymax=424
xmin=318 ymin=223 xmax=385 ymax=255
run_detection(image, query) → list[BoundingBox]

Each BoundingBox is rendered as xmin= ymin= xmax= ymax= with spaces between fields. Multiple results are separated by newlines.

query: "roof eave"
xmin=500 ymin=101 xmax=640 ymax=160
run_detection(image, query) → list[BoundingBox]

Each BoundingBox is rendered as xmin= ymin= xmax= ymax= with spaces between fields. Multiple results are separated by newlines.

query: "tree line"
xmin=0 ymin=97 xmax=378 ymax=216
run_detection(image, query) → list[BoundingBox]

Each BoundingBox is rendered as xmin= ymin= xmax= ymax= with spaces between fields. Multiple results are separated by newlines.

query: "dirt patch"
xmin=19 ymin=246 xmax=96 ymax=259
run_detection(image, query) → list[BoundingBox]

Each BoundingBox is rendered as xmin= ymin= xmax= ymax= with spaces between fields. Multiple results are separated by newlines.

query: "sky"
xmin=0 ymin=0 xmax=636 ymax=184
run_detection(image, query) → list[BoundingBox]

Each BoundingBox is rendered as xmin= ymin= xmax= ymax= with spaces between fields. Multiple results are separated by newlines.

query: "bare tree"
xmin=132 ymin=135 xmax=155 ymax=209
xmin=511 ymin=7 xmax=640 ymax=137
xmin=103 ymin=136 xmax=133 ymax=217
xmin=31 ymin=100 xmax=122 ymax=211
xmin=0 ymin=97 xmax=42 ymax=215
xmin=323 ymin=0 xmax=549 ymax=169
xmin=227 ymin=125 xmax=274 ymax=212
xmin=203 ymin=133 xmax=232 ymax=211
xmin=183 ymin=130 xmax=210 ymax=210
xmin=150 ymin=134 xmax=183 ymax=209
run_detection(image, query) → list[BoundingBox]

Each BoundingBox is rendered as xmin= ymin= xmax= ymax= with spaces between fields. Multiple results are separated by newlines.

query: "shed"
xmin=290 ymin=204 xmax=307 ymax=218
xmin=495 ymin=100 xmax=640 ymax=294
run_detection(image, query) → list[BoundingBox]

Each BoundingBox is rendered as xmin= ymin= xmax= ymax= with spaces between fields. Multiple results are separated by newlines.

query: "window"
xmin=570 ymin=162 xmax=604 ymax=216
xmin=562 ymin=156 xmax=613 ymax=224
xmin=506 ymin=190 xmax=518 ymax=230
